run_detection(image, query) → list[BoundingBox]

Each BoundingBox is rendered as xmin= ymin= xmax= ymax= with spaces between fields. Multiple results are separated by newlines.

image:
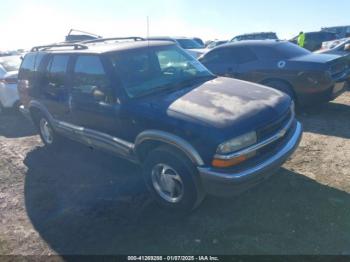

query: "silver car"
xmin=0 ymin=55 xmax=21 ymax=113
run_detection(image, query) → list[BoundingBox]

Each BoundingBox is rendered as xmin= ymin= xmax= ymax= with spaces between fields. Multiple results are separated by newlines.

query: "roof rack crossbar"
xmin=31 ymin=43 xmax=88 ymax=52
xmin=82 ymin=37 xmax=145 ymax=44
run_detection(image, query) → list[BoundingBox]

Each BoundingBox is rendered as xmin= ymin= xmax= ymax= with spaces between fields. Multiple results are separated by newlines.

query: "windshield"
xmin=175 ymin=39 xmax=202 ymax=49
xmin=109 ymin=46 xmax=214 ymax=98
xmin=0 ymin=56 xmax=21 ymax=72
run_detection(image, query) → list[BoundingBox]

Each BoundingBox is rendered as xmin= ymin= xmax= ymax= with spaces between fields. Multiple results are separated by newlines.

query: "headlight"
xmin=217 ymin=131 xmax=257 ymax=154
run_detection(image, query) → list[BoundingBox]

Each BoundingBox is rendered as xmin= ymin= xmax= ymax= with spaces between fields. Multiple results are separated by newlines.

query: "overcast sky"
xmin=1 ymin=0 xmax=349 ymax=50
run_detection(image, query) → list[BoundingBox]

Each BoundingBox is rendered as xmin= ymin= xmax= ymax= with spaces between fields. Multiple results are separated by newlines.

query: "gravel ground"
xmin=0 ymin=92 xmax=350 ymax=255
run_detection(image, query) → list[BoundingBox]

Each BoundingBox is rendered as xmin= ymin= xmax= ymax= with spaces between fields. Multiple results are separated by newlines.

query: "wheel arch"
xmin=28 ymin=100 xmax=55 ymax=126
xmin=260 ymin=78 xmax=297 ymax=101
xmin=134 ymin=130 xmax=204 ymax=166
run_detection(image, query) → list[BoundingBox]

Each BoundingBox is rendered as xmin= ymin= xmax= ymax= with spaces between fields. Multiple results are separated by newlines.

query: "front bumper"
xmin=297 ymin=72 xmax=349 ymax=106
xmin=197 ymin=121 xmax=302 ymax=197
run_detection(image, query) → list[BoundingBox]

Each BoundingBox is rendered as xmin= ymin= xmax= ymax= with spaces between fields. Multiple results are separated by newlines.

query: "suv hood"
xmin=144 ymin=77 xmax=291 ymax=139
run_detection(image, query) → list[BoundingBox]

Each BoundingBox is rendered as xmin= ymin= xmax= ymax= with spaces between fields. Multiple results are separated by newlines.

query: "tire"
xmin=34 ymin=113 xmax=62 ymax=149
xmin=264 ymin=80 xmax=296 ymax=102
xmin=142 ymin=145 xmax=205 ymax=212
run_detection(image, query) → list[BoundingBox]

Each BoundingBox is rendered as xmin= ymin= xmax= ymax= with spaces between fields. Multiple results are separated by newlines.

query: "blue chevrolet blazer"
xmin=18 ymin=38 xmax=303 ymax=211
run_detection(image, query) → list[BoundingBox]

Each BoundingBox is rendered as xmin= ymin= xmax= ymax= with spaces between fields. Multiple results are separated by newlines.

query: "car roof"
xmin=217 ymin=40 xmax=284 ymax=49
xmin=30 ymin=40 xmax=176 ymax=55
xmin=147 ymin=36 xmax=193 ymax=40
xmin=306 ymin=31 xmax=336 ymax=35
xmin=234 ymin=32 xmax=276 ymax=37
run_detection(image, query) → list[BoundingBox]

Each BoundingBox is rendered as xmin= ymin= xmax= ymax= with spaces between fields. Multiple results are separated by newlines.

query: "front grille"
xmin=257 ymin=108 xmax=292 ymax=141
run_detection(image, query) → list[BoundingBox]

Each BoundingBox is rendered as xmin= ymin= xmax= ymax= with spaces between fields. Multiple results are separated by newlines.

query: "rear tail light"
xmin=17 ymin=80 xmax=30 ymax=107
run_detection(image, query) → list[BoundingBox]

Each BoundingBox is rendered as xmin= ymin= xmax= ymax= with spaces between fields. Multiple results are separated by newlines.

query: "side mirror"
xmin=344 ymin=44 xmax=350 ymax=51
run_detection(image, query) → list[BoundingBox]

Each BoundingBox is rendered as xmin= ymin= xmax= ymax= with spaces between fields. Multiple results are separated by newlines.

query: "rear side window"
xmin=19 ymin=53 xmax=36 ymax=79
xmin=202 ymin=47 xmax=257 ymax=64
xmin=46 ymin=55 xmax=69 ymax=89
xmin=19 ymin=53 xmax=45 ymax=80
xmin=72 ymin=55 xmax=110 ymax=93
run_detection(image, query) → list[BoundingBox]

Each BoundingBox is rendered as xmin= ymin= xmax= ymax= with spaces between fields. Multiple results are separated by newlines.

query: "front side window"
xmin=109 ymin=46 xmax=213 ymax=98
xmin=73 ymin=55 xmax=110 ymax=94
xmin=201 ymin=47 xmax=257 ymax=65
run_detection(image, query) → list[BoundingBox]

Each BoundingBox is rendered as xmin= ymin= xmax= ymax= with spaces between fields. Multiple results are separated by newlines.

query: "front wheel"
xmin=264 ymin=80 xmax=296 ymax=102
xmin=142 ymin=145 xmax=205 ymax=212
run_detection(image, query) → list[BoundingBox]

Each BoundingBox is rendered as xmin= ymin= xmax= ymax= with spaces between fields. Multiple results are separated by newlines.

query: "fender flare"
xmin=134 ymin=130 xmax=204 ymax=166
xmin=28 ymin=100 xmax=55 ymax=124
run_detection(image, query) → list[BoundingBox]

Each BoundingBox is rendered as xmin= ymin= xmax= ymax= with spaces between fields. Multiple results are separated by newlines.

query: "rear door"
xmin=69 ymin=54 xmax=120 ymax=135
xmin=39 ymin=54 xmax=71 ymax=121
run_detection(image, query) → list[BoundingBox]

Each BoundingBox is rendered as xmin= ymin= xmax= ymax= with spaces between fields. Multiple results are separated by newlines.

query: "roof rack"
xmin=82 ymin=37 xmax=145 ymax=44
xmin=31 ymin=43 xmax=88 ymax=52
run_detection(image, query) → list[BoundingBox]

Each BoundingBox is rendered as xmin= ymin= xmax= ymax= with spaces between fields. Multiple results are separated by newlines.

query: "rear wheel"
xmin=34 ymin=113 xmax=62 ymax=149
xmin=264 ymin=80 xmax=296 ymax=101
xmin=142 ymin=145 xmax=205 ymax=212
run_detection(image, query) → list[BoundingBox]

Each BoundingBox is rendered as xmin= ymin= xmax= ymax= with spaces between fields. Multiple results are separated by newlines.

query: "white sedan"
xmin=0 ymin=55 xmax=21 ymax=113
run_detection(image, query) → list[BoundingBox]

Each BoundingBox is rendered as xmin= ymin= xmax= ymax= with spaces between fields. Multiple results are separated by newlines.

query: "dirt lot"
xmin=0 ymin=92 xmax=350 ymax=256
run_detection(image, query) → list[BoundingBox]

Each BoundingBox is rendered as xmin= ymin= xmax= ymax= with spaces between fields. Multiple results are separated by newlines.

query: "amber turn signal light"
xmin=212 ymin=155 xmax=247 ymax=168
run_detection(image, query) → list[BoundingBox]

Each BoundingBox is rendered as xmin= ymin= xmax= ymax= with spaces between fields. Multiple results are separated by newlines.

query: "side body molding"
xmin=27 ymin=101 xmax=204 ymax=166
xmin=135 ymin=130 xmax=205 ymax=166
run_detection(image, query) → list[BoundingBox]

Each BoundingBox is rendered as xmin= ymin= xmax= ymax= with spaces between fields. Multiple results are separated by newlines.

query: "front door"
xmin=69 ymin=55 xmax=120 ymax=136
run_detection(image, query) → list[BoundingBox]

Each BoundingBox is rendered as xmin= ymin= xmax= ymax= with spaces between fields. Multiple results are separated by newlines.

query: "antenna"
xmin=147 ymin=16 xmax=150 ymax=38
xmin=147 ymin=16 xmax=150 ymax=49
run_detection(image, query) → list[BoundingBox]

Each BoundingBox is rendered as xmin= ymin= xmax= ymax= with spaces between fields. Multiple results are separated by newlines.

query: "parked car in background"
xmin=230 ymin=32 xmax=278 ymax=42
xmin=147 ymin=36 xmax=205 ymax=58
xmin=18 ymin=39 xmax=302 ymax=211
xmin=320 ymin=38 xmax=350 ymax=50
xmin=290 ymin=31 xmax=337 ymax=51
xmin=192 ymin=37 xmax=205 ymax=47
xmin=65 ymin=29 xmax=102 ymax=43
xmin=199 ymin=40 xmax=349 ymax=106
xmin=317 ymin=38 xmax=350 ymax=54
xmin=0 ymin=55 xmax=22 ymax=113
xmin=207 ymin=40 xmax=228 ymax=49
xmin=322 ymin=25 xmax=350 ymax=39
xmin=316 ymin=38 xmax=350 ymax=83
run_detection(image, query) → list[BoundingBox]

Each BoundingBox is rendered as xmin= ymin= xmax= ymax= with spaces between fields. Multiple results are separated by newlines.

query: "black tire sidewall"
xmin=142 ymin=146 xmax=203 ymax=212
xmin=265 ymin=80 xmax=295 ymax=101
xmin=36 ymin=114 xmax=60 ymax=148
